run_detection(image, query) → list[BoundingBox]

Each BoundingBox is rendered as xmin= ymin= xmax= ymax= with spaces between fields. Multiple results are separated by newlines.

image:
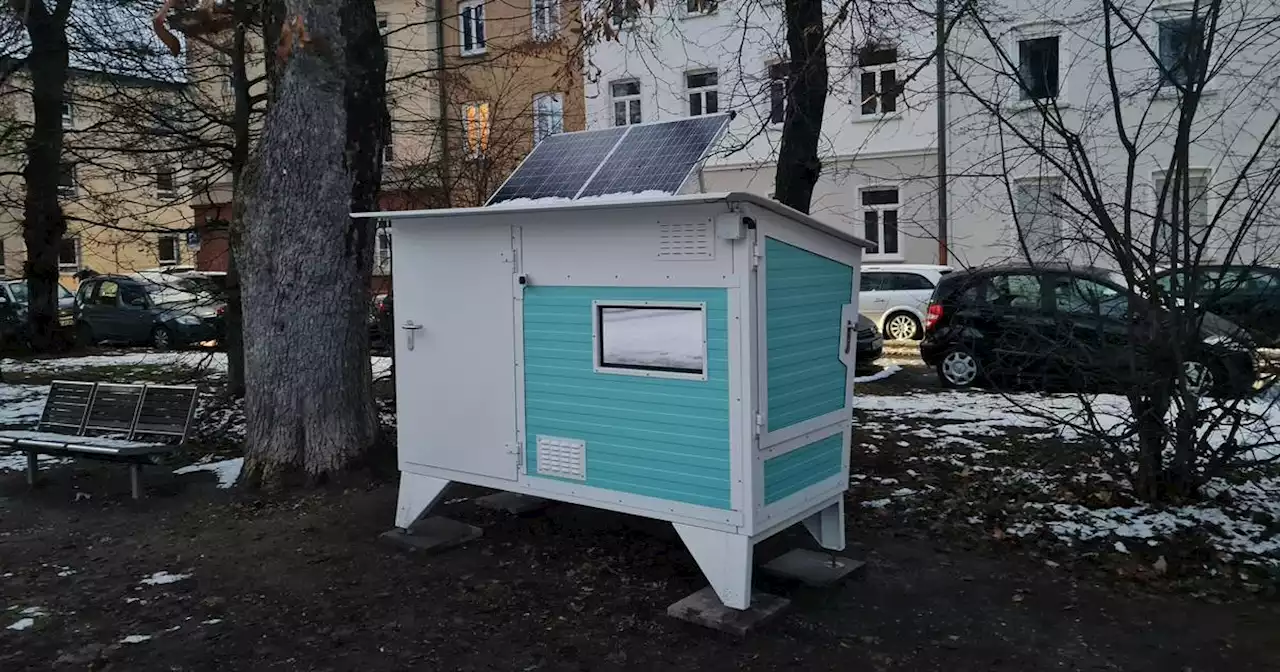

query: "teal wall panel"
xmin=762 ymin=432 xmax=845 ymax=504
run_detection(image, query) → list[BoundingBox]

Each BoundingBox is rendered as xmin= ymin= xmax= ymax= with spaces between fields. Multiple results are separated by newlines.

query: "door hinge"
xmin=753 ymin=412 xmax=763 ymax=436
xmin=751 ymin=241 xmax=762 ymax=270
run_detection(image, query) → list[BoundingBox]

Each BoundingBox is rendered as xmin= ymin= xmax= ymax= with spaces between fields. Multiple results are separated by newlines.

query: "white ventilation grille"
xmin=535 ymin=436 xmax=587 ymax=481
xmin=657 ymin=220 xmax=713 ymax=260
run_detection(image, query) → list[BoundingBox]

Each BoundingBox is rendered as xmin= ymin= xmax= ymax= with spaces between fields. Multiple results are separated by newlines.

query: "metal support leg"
xmin=26 ymin=451 xmax=37 ymax=487
xmin=129 ymin=464 xmax=142 ymax=500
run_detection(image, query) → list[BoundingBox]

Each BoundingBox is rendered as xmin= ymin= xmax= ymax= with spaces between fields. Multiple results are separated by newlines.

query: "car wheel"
xmin=151 ymin=326 xmax=173 ymax=351
xmin=1182 ymin=360 xmax=1216 ymax=398
xmin=77 ymin=322 xmax=95 ymax=348
xmin=884 ymin=313 xmax=922 ymax=341
xmin=938 ymin=349 xmax=982 ymax=388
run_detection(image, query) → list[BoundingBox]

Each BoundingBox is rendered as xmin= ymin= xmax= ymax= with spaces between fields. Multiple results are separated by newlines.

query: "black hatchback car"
xmin=919 ymin=264 xmax=1256 ymax=397
xmin=1154 ymin=265 xmax=1280 ymax=346
xmin=75 ymin=274 xmax=225 ymax=349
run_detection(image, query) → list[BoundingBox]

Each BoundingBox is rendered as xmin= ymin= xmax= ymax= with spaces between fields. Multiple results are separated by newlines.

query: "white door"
xmin=393 ymin=221 xmax=519 ymax=481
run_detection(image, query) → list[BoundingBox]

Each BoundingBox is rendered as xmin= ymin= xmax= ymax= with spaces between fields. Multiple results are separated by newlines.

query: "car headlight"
xmin=175 ymin=315 xmax=202 ymax=326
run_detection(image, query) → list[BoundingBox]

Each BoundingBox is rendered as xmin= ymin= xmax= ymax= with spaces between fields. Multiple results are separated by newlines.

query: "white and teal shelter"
xmin=365 ymin=189 xmax=872 ymax=610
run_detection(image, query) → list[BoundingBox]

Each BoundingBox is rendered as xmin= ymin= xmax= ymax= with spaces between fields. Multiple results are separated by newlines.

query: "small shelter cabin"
xmin=361 ymin=191 xmax=873 ymax=610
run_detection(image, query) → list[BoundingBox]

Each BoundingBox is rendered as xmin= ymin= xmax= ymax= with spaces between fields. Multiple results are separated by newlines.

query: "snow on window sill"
xmin=459 ymin=47 xmax=487 ymax=58
xmin=853 ymin=112 xmax=902 ymax=125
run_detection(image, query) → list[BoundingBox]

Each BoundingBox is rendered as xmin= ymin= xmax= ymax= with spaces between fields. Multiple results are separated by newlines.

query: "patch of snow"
xmin=120 ymin=634 xmax=152 ymax=644
xmin=0 ymin=384 xmax=48 ymax=426
xmin=174 ymin=458 xmax=243 ymax=489
xmin=6 ymin=618 xmax=34 ymax=631
xmin=1114 ymin=541 xmax=1129 ymax=554
xmin=139 ymin=571 xmax=191 ymax=586
xmin=890 ymin=488 xmax=918 ymax=497
xmin=854 ymin=365 xmax=902 ymax=383
xmin=372 ymin=356 xmax=393 ymax=379
xmin=861 ymin=498 xmax=892 ymax=508
xmin=1 ymin=351 xmax=228 ymax=375
xmin=19 ymin=607 xmax=47 ymax=617
xmin=202 ymin=618 xmax=223 ymax=625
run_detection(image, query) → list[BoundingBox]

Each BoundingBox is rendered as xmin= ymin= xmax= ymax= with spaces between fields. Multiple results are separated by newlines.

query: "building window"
xmin=685 ymin=70 xmax=719 ymax=116
xmin=374 ymin=220 xmax=392 ymax=274
xmin=383 ymin=116 xmax=395 ymax=163
xmin=377 ymin=12 xmax=389 ymax=46
xmin=464 ymin=101 xmax=491 ymax=157
xmin=593 ymin=302 xmax=707 ymax=380
xmin=861 ymin=187 xmax=900 ymax=257
xmin=609 ymin=0 xmax=641 ymax=25
xmin=532 ymin=0 xmax=559 ymax=40
xmin=1154 ymin=169 xmax=1211 ymax=255
xmin=57 ymin=162 xmax=77 ymax=197
xmin=686 ymin=0 xmax=717 ymax=15
xmin=767 ymin=62 xmax=787 ymax=124
xmin=611 ymin=80 xmax=642 ymax=126
xmin=1158 ymin=16 xmax=1205 ymax=87
xmin=156 ymin=166 xmax=177 ymax=199
xmin=61 ymin=96 xmax=74 ymax=127
xmin=0 ymin=238 xmax=5 ymax=276
xmin=1013 ymin=178 xmax=1064 ymax=262
xmin=857 ymin=45 xmax=898 ymax=115
xmin=58 ymin=237 xmax=80 ymax=272
xmin=157 ymin=234 xmax=181 ymax=266
xmin=459 ymin=0 xmax=486 ymax=56
xmin=533 ymin=92 xmax=564 ymax=143
xmin=1017 ymin=36 xmax=1059 ymax=100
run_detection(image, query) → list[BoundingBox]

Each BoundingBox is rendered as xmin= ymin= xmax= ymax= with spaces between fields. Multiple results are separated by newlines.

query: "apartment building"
xmin=584 ymin=0 xmax=1280 ymax=268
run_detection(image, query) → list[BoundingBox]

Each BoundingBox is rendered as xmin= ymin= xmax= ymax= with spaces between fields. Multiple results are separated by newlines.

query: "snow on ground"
xmin=2 ymin=351 xmax=229 ymax=374
xmin=5 ymin=607 xmax=49 ymax=631
xmin=174 ymin=457 xmax=244 ymax=488
xmin=0 ymin=384 xmax=48 ymax=426
xmin=139 ymin=571 xmax=191 ymax=586
xmin=600 ymin=307 xmax=704 ymax=371
xmin=854 ymin=365 xmax=901 ymax=384
xmin=6 ymin=618 xmax=34 ymax=631
xmin=120 ymin=634 xmax=152 ymax=644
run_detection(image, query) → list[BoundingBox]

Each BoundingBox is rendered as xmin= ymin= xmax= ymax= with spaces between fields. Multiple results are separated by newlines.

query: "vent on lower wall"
xmin=535 ymin=436 xmax=587 ymax=481
xmin=657 ymin=220 xmax=713 ymax=260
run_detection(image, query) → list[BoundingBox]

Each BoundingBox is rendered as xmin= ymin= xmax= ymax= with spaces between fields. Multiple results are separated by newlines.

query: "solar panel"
xmin=577 ymin=115 xmax=730 ymax=198
xmin=487 ymin=127 xmax=629 ymax=204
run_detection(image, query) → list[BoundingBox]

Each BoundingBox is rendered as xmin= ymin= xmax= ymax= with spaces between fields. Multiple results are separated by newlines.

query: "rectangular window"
xmin=383 ymin=115 xmax=394 ymax=163
xmin=857 ymin=46 xmax=898 ymax=115
xmin=61 ymin=96 xmax=74 ymax=127
xmin=464 ymin=101 xmax=491 ymax=157
xmin=459 ymin=0 xmax=486 ymax=56
xmin=374 ymin=220 xmax=392 ymax=273
xmin=58 ymin=237 xmax=80 ymax=271
xmin=532 ymin=0 xmax=559 ymax=40
xmin=533 ymin=92 xmax=564 ymax=143
xmin=768 ymin=62 xmax=787 ymax=124
xmin=861 ymin=187 xmax=900 ymax=257
xmin=1013 ymin=178 xmax=1064 ymax=262
xmin=1158 ymin=17 xmax=1205 ymax=87
xmin=1154 ymin=169 xmax=1211 ymax=255
xmin=157 ymin=234 xmax=181 ymax=266
xmin=156 ymin=166 xmax=177 ymax=199
xmin=1017 ymin=36 xmax=1060 ymax=100
xmin=686 ymin=70 xmax=719 ymax=116
xmin=686 ymin=0 xmax=717 ymax=15
xmin=609 ymin=0 xmax=641 ymax=25
xmin=58 ymin=162 xmax=77 ymax=197
xmin=611 ymin=79 xmax=642 ymax=126
xmin=377 ymin=12 xmax=389 ymax=46
xmin=594 ymin=302 xmax=707 ymax=379
xmin=0 ymin=238 xmax=5 ymax=276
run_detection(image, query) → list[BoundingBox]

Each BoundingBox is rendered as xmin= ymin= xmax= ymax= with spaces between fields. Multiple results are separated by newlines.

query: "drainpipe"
xmin=935 ymin=0 xmax=949 ymax=266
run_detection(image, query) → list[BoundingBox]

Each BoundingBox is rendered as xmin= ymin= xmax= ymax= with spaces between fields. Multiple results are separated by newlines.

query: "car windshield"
xmin=6 ymin=282 xmax=73 ymax=304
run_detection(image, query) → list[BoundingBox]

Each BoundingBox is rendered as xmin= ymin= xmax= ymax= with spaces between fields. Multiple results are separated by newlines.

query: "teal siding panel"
xmin=764 ymin=238 xmax=853 ymax=432
xmin=522 ymin=286 xmax=732 ymax=510
xmin=762 ymin=432 xmax=845 ymax=504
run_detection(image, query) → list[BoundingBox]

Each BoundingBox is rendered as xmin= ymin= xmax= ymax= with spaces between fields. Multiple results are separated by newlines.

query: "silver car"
xmin=859 ymin=264 xmax=953 ymax=341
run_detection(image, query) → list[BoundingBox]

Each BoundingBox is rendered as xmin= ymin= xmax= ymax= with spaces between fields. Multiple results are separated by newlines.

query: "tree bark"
xmin=236 ymin=0 xmax=386 ymax=488
xmin=18 ymin=0 xmax=72 ymax=353
xmin=774 ymin=0 xmax=827 ymax=214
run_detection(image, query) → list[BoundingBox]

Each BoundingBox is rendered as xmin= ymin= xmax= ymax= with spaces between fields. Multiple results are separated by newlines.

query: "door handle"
xmin=402 ymin=321 xmax=423 ymax=351
xmin=844 ymin=319 xmax=855 ymax=354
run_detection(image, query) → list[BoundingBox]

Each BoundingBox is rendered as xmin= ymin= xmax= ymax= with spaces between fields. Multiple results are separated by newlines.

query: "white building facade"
xmin=583 ymin=0 xmax=1280 ymax=269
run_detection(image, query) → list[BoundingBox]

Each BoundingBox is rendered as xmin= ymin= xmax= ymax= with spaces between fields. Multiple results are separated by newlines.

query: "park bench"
xmin=0 ymin=380 xmax=199 ymax=499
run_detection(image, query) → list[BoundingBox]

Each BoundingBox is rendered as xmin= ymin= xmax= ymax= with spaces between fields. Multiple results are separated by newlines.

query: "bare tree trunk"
xmin=223 ymin=0 xmax=252 ymax=400
xmin=237 ymin=0 xmax=386 ymax=488
xmin=18 ymin=0 xmax=71 ymax=353
xmin=774 ymin=0 xmax=827 ymax=214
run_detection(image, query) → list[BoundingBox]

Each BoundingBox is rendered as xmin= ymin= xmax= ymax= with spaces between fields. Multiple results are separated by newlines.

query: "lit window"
xmin=1017 ymin=36 xmax=1059 ymax=100
xmin=1158 ymin=16 xmax=1205 ymax=87
xmin=464 ymin=101 xmax=491 ymax=157
xmin=157 ymin=234 xmax=181 ymax=266
xmin=533 ymin=92 xmax=564 ymax=143
xmin=610 ymin=79 xmax=641 ymax=126
xmin=1013 ymin=178 xmax=1064 ymax=263
xmin=686 ymin=70 xmax=719 ymax=116
xmin=767 ymin=62 xmax=787 ymax=124
xmin=459 ymin=0 xmax=486 ymax=56
xmin=861 ymin=187 xmax=900 ymax=257
xmin=58 ymin=237 xmax=80 ymax=271
xmin=594 ymin=303 xmax=707 ymax=380
xmin=532 ymin=0 xmax=559 ymax=41
xmin=857 ymin=45 xmax=898 ymax=115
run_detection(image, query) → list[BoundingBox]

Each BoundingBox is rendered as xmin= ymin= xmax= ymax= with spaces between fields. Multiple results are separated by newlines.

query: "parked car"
xmin=1154 ymin=265 xmax=1280 ymax=346
xmin=920 ymin=264 xmax=1256 ymax=397
xmin=855 ymin=313 xmax=883 ymax=368
xmin=75 ymin=273 xmax=225 ymax=349
xmin=860 ymin=264 xmax=953 ymax=341
xmin=370 ymin=293 xmax=393 ymax=348
xmin=0 ymin=279 xmax=76 ymax=348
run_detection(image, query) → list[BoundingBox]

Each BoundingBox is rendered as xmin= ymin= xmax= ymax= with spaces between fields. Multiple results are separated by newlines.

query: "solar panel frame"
xmin=486 ymin=126 xmax=629 ymax=205
xmin=577 ymin=114 xmax=731 ymax=199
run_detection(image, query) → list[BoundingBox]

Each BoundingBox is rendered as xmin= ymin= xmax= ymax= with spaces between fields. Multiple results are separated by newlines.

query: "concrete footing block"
xmin=666 ymin=587 xmax=790 ymax=636
xmin=378 ymin=516 xmax=482 ymax=554
xmin=473 ymin=491 xmax=551 ymax=515
xmin=760 ymin=548 xmax=865 ymax=587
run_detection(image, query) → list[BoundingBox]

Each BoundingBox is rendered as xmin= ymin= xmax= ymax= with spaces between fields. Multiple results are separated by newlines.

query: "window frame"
xmin=532 ymin=0 xmax=559 ymax=41
xmin=855 ymin=45 xmax=899 ymax=117
xmin=532 ymin=92 xmax=564 ymax=143
xmin=1156 ymin=13 xmax=1207 ymax=88
xmin=685 ymin=69 xmax=719 ymax=117
xmin=684 ymin=0 xmax=717 ymax=17
xmin=610 ymin=79 xmax=642 ymax=126
xmin=61 ymin=95 xmax=74 ymax=127
xmin=58 ymin=237 xmax=81 ymax=272
xmin=1016 ymin=35 xmax=1061 ymax=101
xmin=57 ymin=162 xmax=77 ymax=198
xmin=1012 ymin=176 xmax=1065 ymax=263
xmin=860 ymin=185 xmax=902 ymax=260
xmin=1006 ymin=21 xmax=1069 ymax=107
xmin=458 ymin=0 xmax=486 ymax=57
xmin=157 ymin=234 xmax=181 ymax=266
xmin=155 ymin=166 xmax=177 ymax=200
xmin=1152 ymin=167 xmax=1212 ymax=257
xmin=591 ymin=300 xmax=709 ymax=382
